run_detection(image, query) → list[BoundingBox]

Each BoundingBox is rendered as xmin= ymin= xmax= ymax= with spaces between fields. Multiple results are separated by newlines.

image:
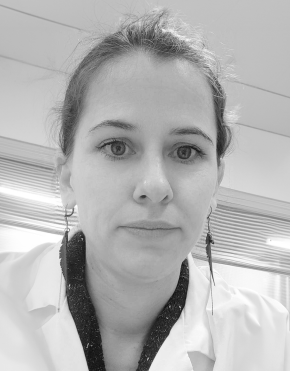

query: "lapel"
xmin=149 ymin=311 xmax=193 ymax=371
xmin=41 ymin=298 xmax=88 ymax=371
xmin=149 ymin=254 xmax=216 ymax=370
xmin=25 ymin=227 xmax=88 ymax=371
xmin=184 ymin=255 xmax=216 ymax=359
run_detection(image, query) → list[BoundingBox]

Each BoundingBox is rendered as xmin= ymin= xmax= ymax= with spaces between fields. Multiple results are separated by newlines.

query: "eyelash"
xmin=96 ymin=138 xmax=206 ymax=164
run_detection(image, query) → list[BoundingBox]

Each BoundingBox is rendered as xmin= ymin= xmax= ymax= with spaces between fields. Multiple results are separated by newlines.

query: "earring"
xmin=59 ymin=206 xmax=74 ymax=283
xmin=206 ymin=207 xmax=215 ymax=315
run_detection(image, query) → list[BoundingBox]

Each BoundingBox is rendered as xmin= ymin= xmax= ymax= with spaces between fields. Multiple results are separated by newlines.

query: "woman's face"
xmin=59 ymin=52 xmax=224 ymax=281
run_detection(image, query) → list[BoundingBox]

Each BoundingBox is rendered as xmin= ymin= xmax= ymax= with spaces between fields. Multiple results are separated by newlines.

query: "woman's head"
xmin=56 ymin=8 xmax=234 ymax=280
xmin=57 ymin=8 xmax=233 ymax=165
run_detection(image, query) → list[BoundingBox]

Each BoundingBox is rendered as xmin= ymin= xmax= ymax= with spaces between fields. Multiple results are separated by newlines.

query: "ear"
xmin=211 ymin=158 xmax=225 ymax=212
xmin=55 ymin=152 xmax=76 ymax=209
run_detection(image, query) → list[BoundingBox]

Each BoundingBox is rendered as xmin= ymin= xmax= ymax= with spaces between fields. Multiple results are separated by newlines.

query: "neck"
xmin=85 ymin=259 xmax=181 ymax=339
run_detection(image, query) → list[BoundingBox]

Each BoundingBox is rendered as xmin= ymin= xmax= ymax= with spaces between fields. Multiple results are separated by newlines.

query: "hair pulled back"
xmin=56 ymin=8 xmax=234 ymax=165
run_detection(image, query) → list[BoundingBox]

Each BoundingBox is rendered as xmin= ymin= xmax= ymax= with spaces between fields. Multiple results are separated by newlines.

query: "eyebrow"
xmin=88 ymin=119 xmax=214 ymax=145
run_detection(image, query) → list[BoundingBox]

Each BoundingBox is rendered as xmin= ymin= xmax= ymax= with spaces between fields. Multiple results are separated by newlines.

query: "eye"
xmin=177 ymin=146 xmax=194 ymax=160
xmin=96 ymin=139 xmax=205 ymax=163
xmin=96 ymin=139 xmax=133 ymax=161
xmin=106 ymin=140 xmax=126 ymax=156
xmin=171 ymin=145 xmax=205 ymax=163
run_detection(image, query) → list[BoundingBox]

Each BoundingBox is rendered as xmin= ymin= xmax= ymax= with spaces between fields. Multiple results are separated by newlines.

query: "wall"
xmin=0 ymin=57 xmax=65 ymax=147
xmin=222 ymin=124 xmax=290 ymax=203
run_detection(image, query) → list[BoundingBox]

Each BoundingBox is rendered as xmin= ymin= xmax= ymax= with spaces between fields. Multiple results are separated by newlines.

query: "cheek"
xmin=181 ymin=170 xmax=217 ymax=221
xmin=178 ymin=180 xmax=214 ymax=250
xmin=73 ymin=163 xmax=126 ymax=225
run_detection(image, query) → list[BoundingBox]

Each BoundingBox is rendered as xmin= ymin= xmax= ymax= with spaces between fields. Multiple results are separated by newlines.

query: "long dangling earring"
xmin=206 ymin=207 xmax=215 ymax=315
xmin=59 ymin=205 xmax=74 ymax=283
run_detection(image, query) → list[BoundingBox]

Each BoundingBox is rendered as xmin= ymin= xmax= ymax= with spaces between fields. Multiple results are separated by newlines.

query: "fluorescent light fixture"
xmin=0 ymin=186 xmax=62 ymax=206
xmin=267 ymin=238 xmax=290 ymax=249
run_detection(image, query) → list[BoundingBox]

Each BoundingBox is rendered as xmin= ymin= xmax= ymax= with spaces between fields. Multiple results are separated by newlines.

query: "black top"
xmin=60 ymin=231 xmax=189 ymax=371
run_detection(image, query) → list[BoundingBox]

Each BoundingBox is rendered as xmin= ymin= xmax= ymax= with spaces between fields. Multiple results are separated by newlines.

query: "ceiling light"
xmin=0 ymin=186 xmax=62 ymax=206
xmin=267 ymin=238 xmax=290 ymax=249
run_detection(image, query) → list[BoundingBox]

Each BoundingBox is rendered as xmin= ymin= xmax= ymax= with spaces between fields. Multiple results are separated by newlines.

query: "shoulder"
xmin=198 ymin=264 xmax=289 ymax=326
xmin=0 ymin=243 xmax=58 ymax=371
xmin=198 ymin=264 xmax=290 ymax=370
xmin=0 ymin=242 xmax=53 ymax=264
xmin=0 ymin=241 xmax=56 ymax=270
xmin=0 ymin=241 xmax=58 ymax=299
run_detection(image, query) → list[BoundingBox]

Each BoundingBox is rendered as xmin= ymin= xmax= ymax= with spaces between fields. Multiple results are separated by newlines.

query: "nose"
xmin=133 ymin=156 xmax=173 ymax=204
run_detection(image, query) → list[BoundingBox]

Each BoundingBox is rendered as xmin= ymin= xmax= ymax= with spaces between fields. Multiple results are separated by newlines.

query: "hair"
xmin=54 ymin=8 xmax=235 ymax=165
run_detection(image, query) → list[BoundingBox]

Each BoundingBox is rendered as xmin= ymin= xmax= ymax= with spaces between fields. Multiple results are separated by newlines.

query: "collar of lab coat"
xmin=24 ymin=228 xmax=289 ymax=371
xmin=24 ymin=226 xmax=218 ymax=370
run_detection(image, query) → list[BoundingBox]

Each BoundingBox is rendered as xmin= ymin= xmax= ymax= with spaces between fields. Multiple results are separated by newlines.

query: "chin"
xmin=114 ymin=245 xmax=182 ymax=280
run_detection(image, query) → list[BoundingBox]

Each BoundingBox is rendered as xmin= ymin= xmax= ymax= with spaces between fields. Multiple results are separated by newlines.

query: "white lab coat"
xmin=0 ymin=228 xmax=289 ymax=371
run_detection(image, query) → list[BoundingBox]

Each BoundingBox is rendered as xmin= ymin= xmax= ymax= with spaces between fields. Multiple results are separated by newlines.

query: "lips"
xmin=122 ymin=220 xmax=177 ymax=230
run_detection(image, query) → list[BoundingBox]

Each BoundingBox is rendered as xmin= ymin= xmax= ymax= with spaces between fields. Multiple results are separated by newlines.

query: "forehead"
xmin=80 ymin=52 xmax=216 ymax=138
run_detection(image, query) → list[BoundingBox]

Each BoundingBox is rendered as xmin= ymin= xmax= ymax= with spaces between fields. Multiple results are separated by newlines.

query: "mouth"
xmin=123 ymin=220 xmax=177 ymax=230
xmin=126 ymin=227 xmax=174 ymax=230
xmin=121 ymin=226 xmax=178 ymax=238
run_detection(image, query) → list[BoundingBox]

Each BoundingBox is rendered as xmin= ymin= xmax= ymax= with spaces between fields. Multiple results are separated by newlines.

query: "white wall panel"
xmin=225 ymin=81 xmax=290 ymax=137
xmin=0 ymin=57 xmax=65 ymax=147
xmin=1 ymin=0 xmax=289 ymax=96
xmin=222 ymin=124 xmax=290 ymax=202
xmin=0 ymin=5 xmax=86 ymax=73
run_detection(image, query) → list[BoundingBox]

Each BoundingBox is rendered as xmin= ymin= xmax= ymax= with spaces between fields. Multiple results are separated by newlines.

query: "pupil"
xmin=178 ymin=146 xmax=191 ymax=159
xmin=112 ymin=142 xmax=125 ymax=155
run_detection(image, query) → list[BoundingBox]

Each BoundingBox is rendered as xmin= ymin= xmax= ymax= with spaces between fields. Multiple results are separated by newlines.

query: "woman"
xmin=0 ymin=8 xmax=289 ymax=371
